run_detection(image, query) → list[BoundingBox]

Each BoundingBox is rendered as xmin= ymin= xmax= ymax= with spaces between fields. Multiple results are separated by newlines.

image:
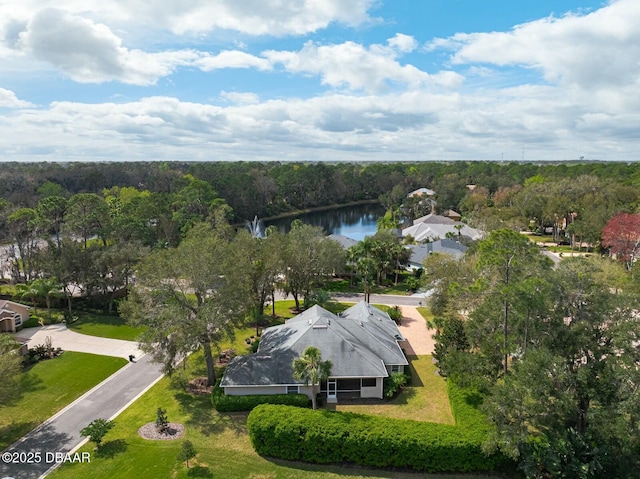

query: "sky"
xmin=1 ymin=0 xmax=639 ymax=163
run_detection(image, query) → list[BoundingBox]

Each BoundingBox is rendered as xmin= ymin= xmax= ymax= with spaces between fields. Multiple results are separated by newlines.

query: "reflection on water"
xmin=265 ymin=203 xmax=384 ymax=241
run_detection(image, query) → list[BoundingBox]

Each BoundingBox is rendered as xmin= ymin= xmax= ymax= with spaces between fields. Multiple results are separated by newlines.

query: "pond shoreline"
xmin=260 ymin=199 xmax=381 ymax=222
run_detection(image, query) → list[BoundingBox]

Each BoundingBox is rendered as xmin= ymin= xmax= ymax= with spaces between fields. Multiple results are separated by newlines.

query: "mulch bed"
xmin=138 ymin=422 xmax=185 ymax=440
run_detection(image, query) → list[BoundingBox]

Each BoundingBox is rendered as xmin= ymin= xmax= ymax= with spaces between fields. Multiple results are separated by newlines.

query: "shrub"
xmin=383 ymin=372 xmax=408 ymax=398
xmin=387 ymin=305 xmax=402 ymax=324
xmin=247 ymin=382 xmax=514 ymax=473
xmin=81 ymin=418 xmax=115 ymax=449
xmin=212 ymin=384 xmax=310 ymax=412
xmin=155 ymin=407 xmax=169 ymax=433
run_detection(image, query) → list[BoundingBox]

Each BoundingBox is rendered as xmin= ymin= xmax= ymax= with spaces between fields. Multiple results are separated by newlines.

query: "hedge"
xmin=212 ymin=385 xmax=309 ymax=412
xmin=246 ymin=382 xmax=513 ymax=473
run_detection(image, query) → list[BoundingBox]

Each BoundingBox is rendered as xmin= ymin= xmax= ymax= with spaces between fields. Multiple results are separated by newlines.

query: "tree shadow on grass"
xmin=187 ymin=465 xmax=213 ymax=478
xmin=173 ymin=392 xmax=247 ymax=437
xmin=0 ymin=421 xmax=38 ymax=450
xmin=95 ymin=439 xmax=128 ymax=459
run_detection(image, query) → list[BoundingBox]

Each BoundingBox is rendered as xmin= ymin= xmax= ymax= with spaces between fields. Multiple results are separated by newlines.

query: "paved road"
xmin=329 ymin=292 xmax=428 ymax=306
xmin=1 ymin=355 xmax=164 ymax=479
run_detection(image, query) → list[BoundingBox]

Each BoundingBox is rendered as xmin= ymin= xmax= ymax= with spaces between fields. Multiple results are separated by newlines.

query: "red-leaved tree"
xmin=602 ymin=212 xmax=640 ymax=271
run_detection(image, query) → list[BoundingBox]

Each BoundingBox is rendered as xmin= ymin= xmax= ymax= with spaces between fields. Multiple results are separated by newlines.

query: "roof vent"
xmin=312 ymin=324 xmax=328 ymax=329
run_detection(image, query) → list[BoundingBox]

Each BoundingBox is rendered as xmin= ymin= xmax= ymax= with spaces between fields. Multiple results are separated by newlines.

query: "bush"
xmin=212 ymin=384 xmax=310 ymax=412
xmin=247 ymin=382 xmax=514 ymax=473
xmin=383 ymin=372 xmax=408 ymax=398
xmin=387 ymin=305 xmax=402 ymax=324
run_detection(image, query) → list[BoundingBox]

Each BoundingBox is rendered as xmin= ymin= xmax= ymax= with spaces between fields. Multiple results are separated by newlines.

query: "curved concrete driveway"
xmin=14 ymin=324 xmax=142 ymax=359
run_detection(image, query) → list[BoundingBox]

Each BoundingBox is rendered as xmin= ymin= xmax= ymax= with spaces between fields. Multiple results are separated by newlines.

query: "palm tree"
xmin=292 ymin=346 xmax=332 ymax=410
xmin=31 ymin=278 xmax=63 ymax=320
xmin=15 ymin=282 xmax=39 ymax=315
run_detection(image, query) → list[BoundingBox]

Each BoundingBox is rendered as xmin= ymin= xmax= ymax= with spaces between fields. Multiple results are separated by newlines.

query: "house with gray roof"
xmin=327 ymin=233 xmax=359 ymax=250
xmin=407 ymin=239 xmax=468 ymax=269
xmin=402 ymin=214 xmax=483 ymax=243
xmin=221 ymin=302 xmax=408 ymax=402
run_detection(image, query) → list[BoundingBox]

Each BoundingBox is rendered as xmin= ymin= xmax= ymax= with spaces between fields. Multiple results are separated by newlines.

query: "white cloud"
xmin=430 ymin=0 xmax=640 ymax=91
xmin=196 ymin=51 xmax=271 ymax=71
xmin=265 ymin=36 xmax=461 ymax=93
xmin=220 ymin=91 xmax=261 ymax=105
xmin=0 ymin=88 xmax=35 ymax=108
xmin=0 ymin=0 xmax=375 ymax=38
xmin=387 ymin=33 xmax=417 ymax=53
xmin=1 ymin=84 xmax=637 ymax=162
xmin=13 ymin=8 xmax=201 ymax=85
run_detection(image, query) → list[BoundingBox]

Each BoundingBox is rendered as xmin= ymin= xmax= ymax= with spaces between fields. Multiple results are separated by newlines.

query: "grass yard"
xmin=49 ymin=374 xmax=499 ymax=479
xmin=0 ymin=352 xmax=127 ymax=450
xmin=416 ymin=306 xmax=433 ymax=323
xmin=336 ymin=355 xmax=454 ymax=424
xmin=68 ymin=311 xmax=147 ymax=341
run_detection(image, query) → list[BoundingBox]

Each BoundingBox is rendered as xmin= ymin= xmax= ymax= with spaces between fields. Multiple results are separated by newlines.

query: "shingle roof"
xmin=402 ymin=217 xmax=483 ymax=242
xmin=221 ymin=303 xmax=407 ymax=387
xmin=407 ymin=240 xmax=468 ymax=264
xmin=327 ymin=234 xmax=359 ymax=250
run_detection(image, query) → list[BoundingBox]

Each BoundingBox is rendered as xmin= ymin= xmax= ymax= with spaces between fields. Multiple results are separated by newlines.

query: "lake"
xmin=265 ymin=203 xmax=385 ymax=241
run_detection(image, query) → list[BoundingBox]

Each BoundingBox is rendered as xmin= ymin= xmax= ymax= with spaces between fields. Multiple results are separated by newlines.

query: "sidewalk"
xmin=14 ymin=324 xmax=142 ymax=360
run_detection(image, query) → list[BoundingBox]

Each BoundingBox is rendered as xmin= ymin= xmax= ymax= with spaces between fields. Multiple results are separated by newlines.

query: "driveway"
xmin=14 ymin=324 xmax=142 ymax=359
xmin=397 ymin=306 xmax=436 ymax=356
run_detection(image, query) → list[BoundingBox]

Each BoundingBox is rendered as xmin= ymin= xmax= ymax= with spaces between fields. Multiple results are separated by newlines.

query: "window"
xmin=391 ymin=365 xmax=402 ymax=373
xmin=287 ymin=386 xmax=299 ymax=394
xmin=361 ymin=378 xmax=376 ymax=388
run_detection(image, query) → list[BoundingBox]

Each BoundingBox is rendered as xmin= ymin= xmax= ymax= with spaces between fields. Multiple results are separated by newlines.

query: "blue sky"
xmin=1 ymin=0 xmax=638 ymax=162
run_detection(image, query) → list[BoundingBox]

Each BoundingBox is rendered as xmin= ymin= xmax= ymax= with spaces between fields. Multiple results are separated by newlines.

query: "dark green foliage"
xmin=177 ymin=440 xmax=197 ymax=468
xmin=386 ymin=305 xmax=402 ymax=324
xmin=211 ymin=385 xmax=309 ymax=412
xmin=247 ymin=382 xmax=513 ymax=473
xmin=81 ymin=418 xmax=115 ymax=448
xmin=432 ymin=314 xmax=470 ymax=377
xmin=383 ymin=372 xmax=408 ymax=398
xmin=155 ymin=407 xmax=169 ymax=433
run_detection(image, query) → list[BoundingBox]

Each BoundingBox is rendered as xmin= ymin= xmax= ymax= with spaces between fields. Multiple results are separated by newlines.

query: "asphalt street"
xmin=1 ymin=354 xmax=163 ymax=479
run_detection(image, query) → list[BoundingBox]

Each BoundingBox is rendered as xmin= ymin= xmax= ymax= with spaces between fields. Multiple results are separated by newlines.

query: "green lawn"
xmin=49 ymin=374 xmax=500 ymax=479
xmin=68 ymin=311 xmax=147 ymax=341
xmin=336 ymin=355 xmax=454 ymax=424
xmin=416 ymin=306 xmax=433 ymax=323
xmin=324 ymin=276 xmax=414 ymax=296
xmin=0 ymin=352 xmax=127 ymax=450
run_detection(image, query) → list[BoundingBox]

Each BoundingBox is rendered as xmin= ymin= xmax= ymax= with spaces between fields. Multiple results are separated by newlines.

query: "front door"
xmin=327 ymin=379 xmax=337 ymax=400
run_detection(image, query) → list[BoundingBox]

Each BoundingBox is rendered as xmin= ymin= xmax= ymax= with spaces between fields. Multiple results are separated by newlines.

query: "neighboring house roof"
xmin=407 ymin=240 xmax=468 ymax=266
xmin=408 ymin=187 xmax=435 ymax=197
xmin=0 ymin=300 xmax=31 ymax=310
xmin=221 ymin=303 xmax=407 ymax=387
xmin=402 ymin=215 xmax=483 ymax=242
xmin=444 ymin=209 xmax=462 ymax=220
xmin=327 ymin=234 xmax=359 ymax=250
xmin=412 ymin=213 xmax=455 ymax=225
xmin=0 ymin=301 xmax=29 ymax=332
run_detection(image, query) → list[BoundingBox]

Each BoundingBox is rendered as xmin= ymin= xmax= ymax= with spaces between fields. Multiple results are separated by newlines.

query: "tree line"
xmin=3 ymin=160 xmax=640 ymax=225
